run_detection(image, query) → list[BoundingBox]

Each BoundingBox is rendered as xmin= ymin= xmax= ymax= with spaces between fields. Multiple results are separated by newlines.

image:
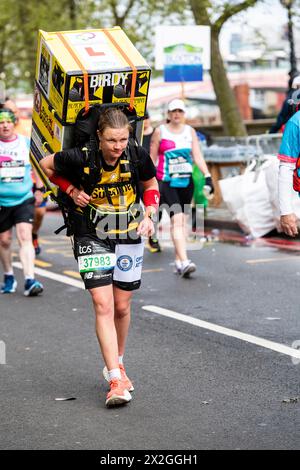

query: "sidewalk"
xmin=204 ymin=204 xmax=300 ymax=244
xmin=205 ymin=204 xmax=241 ymax=232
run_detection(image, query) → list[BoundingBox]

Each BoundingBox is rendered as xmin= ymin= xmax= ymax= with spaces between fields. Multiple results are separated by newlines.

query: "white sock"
xmin=108 ymin=368 xmax=121 ymax=381
xmin=175 ymin=260 xmax=182 ymax=270
xmin=4 ymin=271 xmax=14 ymax=276
xmin=118 ymin=355 xmax=124 ymax=365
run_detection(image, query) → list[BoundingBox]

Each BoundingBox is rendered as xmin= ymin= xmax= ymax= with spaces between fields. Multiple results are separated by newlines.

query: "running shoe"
xmin=1 ymin=274 xmax=17 ymax=294
xmin=181 ymin=261 xmax=196 ymax=278
xmin=105 ymin=378 xmax=132 ymax=407
xmin=103 ymin=364 xmax=134 ymax=392
xmin=174 ymin=265 xmax=182 ymax=275
xmin=148 ymin=236 xmax=161 ymax=253
xmin=32 ymin=234 xmax=41 ymax=256
xmin=24 ymin=279 xmax=43 ymax=297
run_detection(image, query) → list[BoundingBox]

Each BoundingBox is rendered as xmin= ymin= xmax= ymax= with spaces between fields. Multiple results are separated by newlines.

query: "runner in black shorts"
xmin=0 ymin=197 xmax=35 ymax=232
xmin=0 ymin=108 xmax=43 ymax=296
xmin=40 ymin=107 xmax=159 ymax=407
xmin=158 ymin=179 xmax=194 ymax=216
xmin=73 ymin=233 xmax=144 ymax=291
xmin=151 ymin=99 xmax=214 ymax=277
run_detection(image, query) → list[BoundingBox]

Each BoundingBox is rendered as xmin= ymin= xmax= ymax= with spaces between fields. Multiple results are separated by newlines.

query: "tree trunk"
xmin=189 ymin=0 xmax=248 ymax=136
xmin=210 ymin=27 xmax=247 ymax=136
xmin=68 ymin=0 xmax=77 ymax=30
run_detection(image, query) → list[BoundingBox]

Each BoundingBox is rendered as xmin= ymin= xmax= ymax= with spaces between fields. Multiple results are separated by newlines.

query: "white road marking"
xmin=142 ymin=305 xmax=300 ymax=360
xmin=11 ymin=261 xmax=300 ymax=360
xmin=246 ymin=256 xmax=300 ymax=264
xmin=12 ymin=262 xmax=84 ymax=290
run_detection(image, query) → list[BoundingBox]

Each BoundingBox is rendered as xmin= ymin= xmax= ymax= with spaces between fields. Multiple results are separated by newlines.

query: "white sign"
xmin=155 ymin=26 xmax=211 ymax=71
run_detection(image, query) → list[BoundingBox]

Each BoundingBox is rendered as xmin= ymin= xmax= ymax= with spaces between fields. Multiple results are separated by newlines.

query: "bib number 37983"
xmin=78 ymin=253 xmax=116 ymax=273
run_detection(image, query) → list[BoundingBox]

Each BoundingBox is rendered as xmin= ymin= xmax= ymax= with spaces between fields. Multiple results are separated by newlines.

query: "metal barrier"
xmin=200 ymin=133 xmax=283 ymax=206
xmin=202 ymin=133 xmax=282 ymax=163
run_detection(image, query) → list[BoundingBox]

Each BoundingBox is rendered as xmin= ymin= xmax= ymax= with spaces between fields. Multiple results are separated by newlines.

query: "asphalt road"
xmin=1 ymin=211 xmax=300 ymax=450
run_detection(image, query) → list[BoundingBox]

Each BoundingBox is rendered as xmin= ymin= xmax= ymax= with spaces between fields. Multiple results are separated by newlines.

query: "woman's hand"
xmin=69 ymin=188 xmax=91 ymax=207
xmin=34 ymin=189 xmax=44 ymax=207
xmin=280 ymin=213 xmax=298 ymax=236
xmin=137 ymin=215 xmax=155 ymax=237
xmin=204 ymin=175 xmax=214 ymax=195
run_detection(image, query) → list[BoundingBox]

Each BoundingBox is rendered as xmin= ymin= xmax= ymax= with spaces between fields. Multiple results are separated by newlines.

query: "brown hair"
xmin=98 ymin=108 xmax=132 ymax=135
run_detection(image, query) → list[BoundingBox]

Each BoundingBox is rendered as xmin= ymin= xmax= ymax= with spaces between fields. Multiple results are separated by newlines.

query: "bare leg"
xmin=32 ymin=206 xmax=46 ymax=235
xmin=15 ymin=223 xmax=35 ymax=279
xmin=113 ymin=286 xmax=133 ymax=357
xmin=89 ymin=284 xmax=119 ymax=371
xmin=0 ymin=229 xmax=13 ymax=273
xmin=170 ymin=212 xmax=188 ymax=262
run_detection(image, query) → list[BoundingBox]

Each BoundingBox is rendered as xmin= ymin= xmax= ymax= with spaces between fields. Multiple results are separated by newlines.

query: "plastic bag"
xmin=219 ymin=158 xmax=276 ymax=237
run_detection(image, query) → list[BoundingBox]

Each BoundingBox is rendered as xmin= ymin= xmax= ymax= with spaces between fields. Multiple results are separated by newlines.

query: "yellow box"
xmin=32 ymin=82 xmax=74 ymax=155
xmin=35 ymin=28 xmax=151 ymax=124
xmin=31 ymin=81 xmax=145 ymax=160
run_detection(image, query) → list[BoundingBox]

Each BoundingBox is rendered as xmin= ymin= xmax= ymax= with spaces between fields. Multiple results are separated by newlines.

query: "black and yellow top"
xmin=54 ymin=145 xmax=156 ymax=237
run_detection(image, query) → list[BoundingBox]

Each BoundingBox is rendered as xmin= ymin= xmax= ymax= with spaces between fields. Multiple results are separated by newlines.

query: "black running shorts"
xmin=159 ymin=180 xmax=194 ymax=217
xmin=73 ymin=233 xmax=144 ymax=291
xmin=0 ymin=197 xmax=35 ymax=233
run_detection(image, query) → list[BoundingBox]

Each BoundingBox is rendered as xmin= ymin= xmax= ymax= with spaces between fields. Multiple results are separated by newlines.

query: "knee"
xmin=0 ymin=234 xmax=12 ymax=250
xmin=114 ymin=299 xmax=131 ymax=319
xmin=91 ymin=291 xmax=114 ymax=317
xmin=17 ymin=227 xmax=32 ymax=244
xmin=171 ymin=213 xmax=184 ymax=226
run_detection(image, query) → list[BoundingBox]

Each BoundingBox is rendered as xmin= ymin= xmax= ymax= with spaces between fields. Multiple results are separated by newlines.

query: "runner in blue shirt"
xmin=0 ymin=108 xmax=43 ymax=295
xmin=277 ymin=110 xmax=300 ymax=237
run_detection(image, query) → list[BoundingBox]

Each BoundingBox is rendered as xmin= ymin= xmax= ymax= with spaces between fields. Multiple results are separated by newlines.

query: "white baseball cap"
xmin=168 ymin=99 xmax=186 ymax=112
xmin=292 ymin=76 xmax=300 ymax=88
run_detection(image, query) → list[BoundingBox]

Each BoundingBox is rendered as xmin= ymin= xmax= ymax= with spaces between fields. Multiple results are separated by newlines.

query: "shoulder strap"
xmin=125 ymin=139 xmax=141 ymax=202
xmin=81 ymin=136 xmax=101 ymax=195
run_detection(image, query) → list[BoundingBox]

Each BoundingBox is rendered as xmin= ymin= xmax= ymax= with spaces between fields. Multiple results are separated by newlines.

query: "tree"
xmin=0 ymin=0 xmax=286 ymax=136
xmin=0 ymin=0 xmax=102 ymax=93
xmin=187 ymin=0 xmax=261 ymax=136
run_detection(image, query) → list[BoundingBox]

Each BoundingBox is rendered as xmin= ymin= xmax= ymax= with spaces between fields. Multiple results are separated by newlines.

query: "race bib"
xmin=169 ymin=161 xmax=193 ymax=177
xmin=78 ymin=253 xmax=116 ymax=273
xmin=0 ymin=161 xmax=25 ymax=183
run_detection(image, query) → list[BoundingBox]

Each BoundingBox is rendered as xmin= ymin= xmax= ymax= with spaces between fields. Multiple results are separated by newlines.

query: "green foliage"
xmin=0 ymin=0 xmax=282 ymax=135
xmin=0 ymin=0 xmax=104 ymax=94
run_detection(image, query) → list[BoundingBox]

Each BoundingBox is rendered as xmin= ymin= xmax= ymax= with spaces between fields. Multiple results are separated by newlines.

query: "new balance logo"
xmin=84 ymin=272 xmax=94 ymax=280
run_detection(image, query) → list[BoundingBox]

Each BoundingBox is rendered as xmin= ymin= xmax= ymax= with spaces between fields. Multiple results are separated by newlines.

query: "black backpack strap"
xmin=125 ymin=139 xmax=141 ymax=203
xmin=81 ymin=136 xmax=101 ymax=195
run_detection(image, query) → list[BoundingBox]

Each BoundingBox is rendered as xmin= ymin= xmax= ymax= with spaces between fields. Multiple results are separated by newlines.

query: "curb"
xmin=205 ymin=218 xmax=243 ymax=233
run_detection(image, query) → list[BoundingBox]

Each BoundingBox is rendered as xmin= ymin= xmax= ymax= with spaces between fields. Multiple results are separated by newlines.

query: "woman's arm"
xmin=40 ymin=154 xmax=90 ymax=207
xmin=150 ymin=127 xmax=161 ymax=165
xmin=40 ymin=154 xmax=74 ymax=195
xmin=31 ymin=166 xmax=45 ymax=207
xmin=137 ymin=176 xmax=160 ymax=237
xmin=141 ymin=176 xmax=159 ymax=217
xmin=191 ymin=128 xmax=210 ymax=176
xmin=279 ymin=161 xmax=298 ymax=236
xmin=39 ymin=154 xmax=55 ymax=178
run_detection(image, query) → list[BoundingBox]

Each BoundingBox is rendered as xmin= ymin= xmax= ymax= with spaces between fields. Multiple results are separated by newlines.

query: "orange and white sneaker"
xmin=105 ymin=378 xmax=132 ymax=407
xmin=119 ymin=364 xmax=134 ymax=392
xmin=103 ymin=364 xmax=134 ymax=392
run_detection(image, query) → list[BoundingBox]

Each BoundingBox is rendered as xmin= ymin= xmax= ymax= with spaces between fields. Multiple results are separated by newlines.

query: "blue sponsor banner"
xmin=164 ymin=64 xmax=203 ymax=82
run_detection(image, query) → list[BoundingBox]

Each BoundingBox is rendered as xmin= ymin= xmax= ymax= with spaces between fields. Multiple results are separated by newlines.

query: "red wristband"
xmin=49 ymin=174 xmax=72 ymax=193
xmin=143 ymin=189 xmax=160 ymax=211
